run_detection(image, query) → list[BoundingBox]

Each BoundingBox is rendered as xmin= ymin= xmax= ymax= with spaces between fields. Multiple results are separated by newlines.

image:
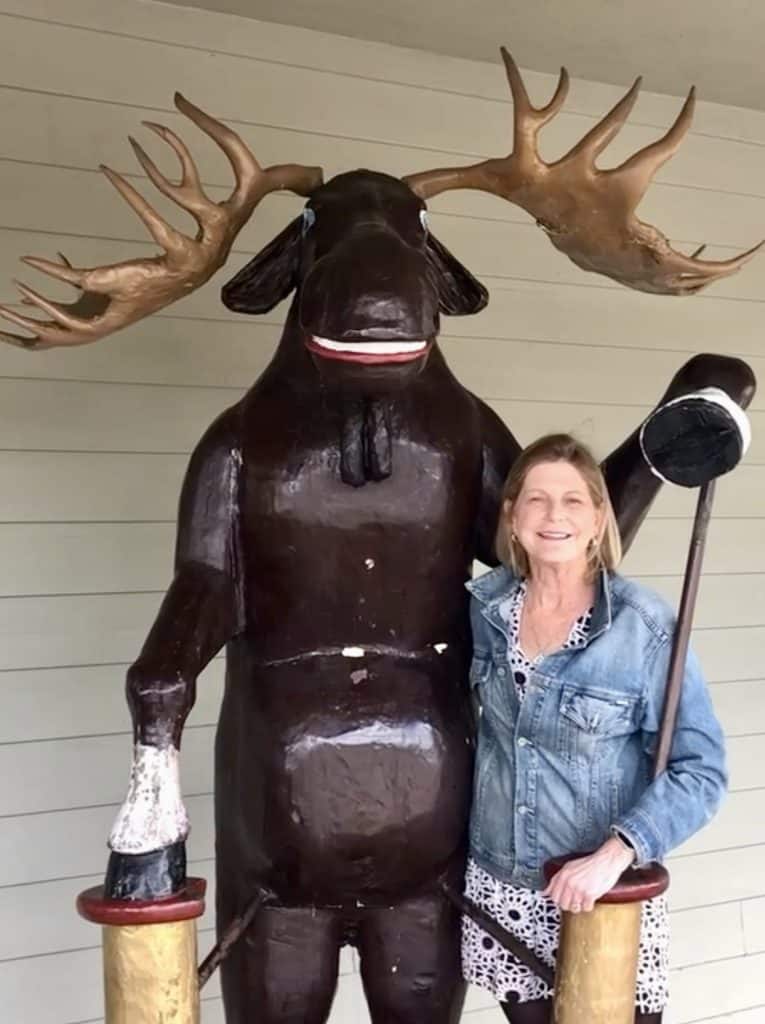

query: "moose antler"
xmin=404 ymin=49 xmax=762 ymax=295
xmin=0 ymin=95 xmax=323 ymax=348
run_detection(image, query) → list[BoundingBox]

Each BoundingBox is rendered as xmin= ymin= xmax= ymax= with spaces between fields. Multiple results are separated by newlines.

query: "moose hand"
xmin=104 ymin=630 xmax=203 ymax=899
xmin=638 ymin=353 xmax=754 ymax=488
xmin=127 ymin=663 xmax=197 ymax=749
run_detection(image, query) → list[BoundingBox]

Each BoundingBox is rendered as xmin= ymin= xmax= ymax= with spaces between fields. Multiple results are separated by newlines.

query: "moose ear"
xmin=221 ymin=215 xmax=303 ymax=314
xmin=425 ymin=232 xmax=489 ymax=316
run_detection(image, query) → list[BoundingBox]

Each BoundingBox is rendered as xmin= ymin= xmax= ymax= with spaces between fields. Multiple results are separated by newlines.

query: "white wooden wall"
xmin=0 ymin=1 xmax=763 ymax=1021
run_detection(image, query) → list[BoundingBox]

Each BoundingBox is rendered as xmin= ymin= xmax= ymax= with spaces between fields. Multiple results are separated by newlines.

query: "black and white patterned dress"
xmin=461 ymin=581 xmax=670 ymax=1012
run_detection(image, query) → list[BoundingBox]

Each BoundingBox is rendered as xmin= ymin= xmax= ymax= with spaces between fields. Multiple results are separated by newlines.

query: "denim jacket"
xmin=466 ymin=566 xmax=727 ymax=888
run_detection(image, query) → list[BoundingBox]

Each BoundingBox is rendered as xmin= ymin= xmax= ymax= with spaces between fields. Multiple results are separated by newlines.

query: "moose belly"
xmin=216 ymin=649 xmax=474 ymax=902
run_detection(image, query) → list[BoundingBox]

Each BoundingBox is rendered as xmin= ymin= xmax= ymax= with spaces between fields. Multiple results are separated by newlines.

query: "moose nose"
xmin=300 ymin=228 xmax=439 ymax=342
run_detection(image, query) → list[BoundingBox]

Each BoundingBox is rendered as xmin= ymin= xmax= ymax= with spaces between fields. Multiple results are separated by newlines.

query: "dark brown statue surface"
xmin=0 ymin=51 xmax=758 ymax=1023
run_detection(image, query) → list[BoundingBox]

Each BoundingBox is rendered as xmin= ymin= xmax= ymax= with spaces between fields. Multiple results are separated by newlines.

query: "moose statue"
xmin=1 ymin=49 xmax=758 ymax=1023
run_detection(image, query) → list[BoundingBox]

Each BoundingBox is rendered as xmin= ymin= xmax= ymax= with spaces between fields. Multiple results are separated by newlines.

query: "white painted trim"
xmin=108 ymin=743 xmax=189 ymax=854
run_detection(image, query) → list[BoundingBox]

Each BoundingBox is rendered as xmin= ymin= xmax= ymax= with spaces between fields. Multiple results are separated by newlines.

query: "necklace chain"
xmin=523 ymin=608 xmax=572 ymax=659
xmin=520 ymin=584 xmax=592 ymax=660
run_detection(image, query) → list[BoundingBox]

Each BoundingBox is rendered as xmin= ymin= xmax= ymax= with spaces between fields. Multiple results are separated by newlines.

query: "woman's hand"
xmin=543 ymin=837 xmax=635 ymax=913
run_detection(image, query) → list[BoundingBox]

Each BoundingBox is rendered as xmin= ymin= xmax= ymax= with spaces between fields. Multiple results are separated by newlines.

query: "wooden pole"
xmin=653 ymin=478 xmax=716 ymax=777
xmin=198 ymin=884 xmax=275 ymax=989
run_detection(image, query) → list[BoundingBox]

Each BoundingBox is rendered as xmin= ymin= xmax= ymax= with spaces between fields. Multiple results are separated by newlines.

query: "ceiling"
xmin=162 ymin=0 xmax=765 ymax=111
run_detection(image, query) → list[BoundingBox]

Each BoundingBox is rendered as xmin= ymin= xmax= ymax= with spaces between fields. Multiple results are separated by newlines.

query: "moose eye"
xmin=302 ymin=207 xmax=316 ymax=234
xmin=419 ymin=209 xmax=430 ymax=232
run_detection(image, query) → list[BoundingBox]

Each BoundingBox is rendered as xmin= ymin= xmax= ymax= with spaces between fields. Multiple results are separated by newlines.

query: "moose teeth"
xmin=312 ymin=336 xmax=427 ymax=355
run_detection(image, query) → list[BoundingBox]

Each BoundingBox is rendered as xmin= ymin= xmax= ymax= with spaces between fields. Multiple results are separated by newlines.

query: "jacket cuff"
xmin=610 ymin=810 xmax=663 ymax=868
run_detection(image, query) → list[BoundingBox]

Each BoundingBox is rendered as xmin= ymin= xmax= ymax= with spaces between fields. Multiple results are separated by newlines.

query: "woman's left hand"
xmin=542 ymin=837 xmax=635 ymax=913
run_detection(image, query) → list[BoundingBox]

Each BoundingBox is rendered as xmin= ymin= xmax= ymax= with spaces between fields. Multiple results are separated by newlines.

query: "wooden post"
xmin=545 ymin=861 xmax=669 ymax=1024
xmin=77 ymin=878 xmax=206 ymax=1024
xmin=554 ymin=902 xmax=641 ymax=1024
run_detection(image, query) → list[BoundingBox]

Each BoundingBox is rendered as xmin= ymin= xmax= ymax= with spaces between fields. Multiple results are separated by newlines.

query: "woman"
xmin=462 ymin=433 xmax=726 ymax=1024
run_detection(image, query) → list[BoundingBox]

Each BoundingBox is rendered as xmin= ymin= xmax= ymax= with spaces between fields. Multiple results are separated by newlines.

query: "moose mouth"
xmin=306 ymin=335 xmax=431 ymax=365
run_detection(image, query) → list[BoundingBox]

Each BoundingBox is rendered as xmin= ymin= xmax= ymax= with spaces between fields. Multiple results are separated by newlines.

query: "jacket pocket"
xmin=558 ymin=687 xmax=640 ymax=762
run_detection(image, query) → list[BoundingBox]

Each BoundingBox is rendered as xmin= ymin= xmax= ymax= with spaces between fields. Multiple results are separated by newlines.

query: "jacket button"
xmin=518 ymin=805 xmax=529 ymax=815
xmin=497 ymin=666 xmax=507 ymax=677
xmin=517 ymin=737 xmax=528 ymax=747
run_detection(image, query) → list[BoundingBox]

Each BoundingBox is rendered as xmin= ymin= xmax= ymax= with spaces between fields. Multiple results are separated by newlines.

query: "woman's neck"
xmin=525 ymin=559 xmax=594 ymax=612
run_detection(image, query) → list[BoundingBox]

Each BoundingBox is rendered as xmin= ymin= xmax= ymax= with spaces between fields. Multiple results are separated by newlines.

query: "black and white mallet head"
xmin=640 ymin=387 xmax=751 ymax=488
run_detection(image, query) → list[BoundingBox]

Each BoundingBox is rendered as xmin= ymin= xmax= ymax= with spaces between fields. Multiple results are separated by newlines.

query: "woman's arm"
xmin=545 ymin=640 xmax=727 ymax=912
xmin=611 ymin=643 xmax=728 ymax=866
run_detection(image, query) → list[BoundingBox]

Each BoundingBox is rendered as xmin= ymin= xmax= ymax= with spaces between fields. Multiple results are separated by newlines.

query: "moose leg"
xmin=358 ymin=893 xmax=466 ymax=1024
xmin=219 ymin=904 xmax=343 ymax=1024
xmin=602 ymin=353 xmax=755 ymax=550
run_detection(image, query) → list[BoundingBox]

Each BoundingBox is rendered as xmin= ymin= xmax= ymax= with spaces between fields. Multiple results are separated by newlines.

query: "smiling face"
xmin=509 ymin=460 xmax=605 ymax=574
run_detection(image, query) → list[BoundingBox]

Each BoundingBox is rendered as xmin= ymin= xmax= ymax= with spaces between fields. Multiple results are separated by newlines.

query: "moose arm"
xmin=474 ymin=399 xmax=522 ymax=567
xmin=127 ymin=563 xmax=238 ymax=749
xmin=127 ymin=405 xmax=245 ymax=748
xmin=106 ymin=404 xmax=244 ymax=897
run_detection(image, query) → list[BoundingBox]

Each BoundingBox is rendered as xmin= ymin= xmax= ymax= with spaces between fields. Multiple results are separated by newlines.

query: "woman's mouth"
xmin=537 ymin=531 xmax=572 ymax=540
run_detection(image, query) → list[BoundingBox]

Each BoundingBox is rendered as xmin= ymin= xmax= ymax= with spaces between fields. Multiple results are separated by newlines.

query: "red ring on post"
xmin=77 ymin=877 xmax=207 ymax=926
xmin=543 ymin=857 xmax=669 ymax=904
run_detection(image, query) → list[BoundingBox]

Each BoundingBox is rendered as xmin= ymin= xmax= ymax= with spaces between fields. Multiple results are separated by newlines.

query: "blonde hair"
xmin=495 ymin=433 xmax=622 ymax=580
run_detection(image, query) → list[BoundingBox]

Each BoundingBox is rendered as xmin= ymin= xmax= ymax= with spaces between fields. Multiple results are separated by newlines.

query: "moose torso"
xmin=239 ymin=358 xmax=484 ymax=656
xmin=215 ymin=352 xmax=488 ymax=905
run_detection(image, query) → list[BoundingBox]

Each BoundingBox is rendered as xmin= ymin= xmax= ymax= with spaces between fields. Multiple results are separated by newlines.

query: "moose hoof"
xmin=104 ymin=840 xmax=187 ymax=901
xmin=641 ymin=387 xmax=750 ymax=488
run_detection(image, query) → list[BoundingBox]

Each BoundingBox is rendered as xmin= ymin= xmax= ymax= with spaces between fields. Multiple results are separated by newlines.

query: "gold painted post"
xmin=77 ymin=878 xmax=206 ymax=1024
xmin=545 ymin=861 xmax=669 ymax=1024
xmin=554 ymin=900 xmax=642 ymax=1024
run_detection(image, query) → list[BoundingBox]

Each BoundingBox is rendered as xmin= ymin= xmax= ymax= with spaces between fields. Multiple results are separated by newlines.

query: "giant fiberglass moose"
xmin=0 ymin=50 xmax=759 ymax=1022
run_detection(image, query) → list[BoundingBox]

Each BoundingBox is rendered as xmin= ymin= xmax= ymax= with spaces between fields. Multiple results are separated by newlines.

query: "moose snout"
xmin=300 ymin=227 xmax=438 ymax=342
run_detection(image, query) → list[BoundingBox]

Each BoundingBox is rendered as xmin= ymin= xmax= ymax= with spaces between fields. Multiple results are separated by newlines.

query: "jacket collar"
xmin=466 ymin=565 xmax=614 ymax=645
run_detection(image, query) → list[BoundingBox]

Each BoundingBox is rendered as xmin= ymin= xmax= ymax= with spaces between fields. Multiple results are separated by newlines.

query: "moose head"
xmin=221 ymin=169 xmax=488 ymax=396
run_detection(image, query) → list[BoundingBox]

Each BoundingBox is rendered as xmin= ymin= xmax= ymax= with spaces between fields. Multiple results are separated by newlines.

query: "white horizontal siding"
xmin=2 ymin=452 xmax=765 ymax=522
xmin=0 ymin=2 xmax=762 ymax=1023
